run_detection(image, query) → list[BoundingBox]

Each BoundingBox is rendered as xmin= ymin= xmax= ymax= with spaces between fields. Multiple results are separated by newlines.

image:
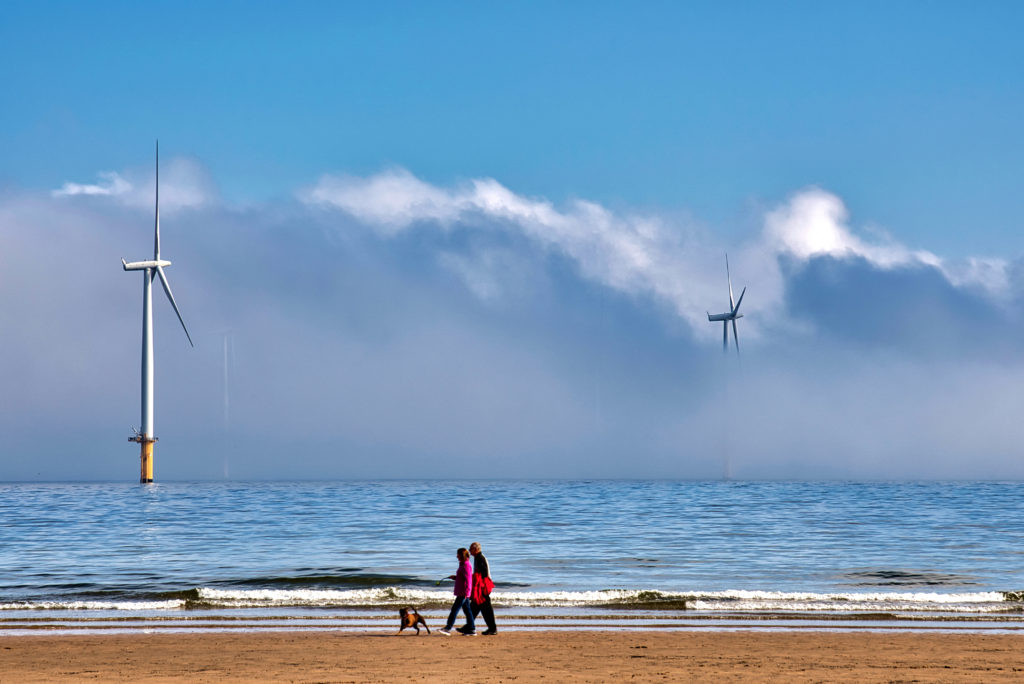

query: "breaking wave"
xmin=2 ymin=588 xmax=1022 ymax=613
xmin=0 ymin=600 xmax=185 ymax=611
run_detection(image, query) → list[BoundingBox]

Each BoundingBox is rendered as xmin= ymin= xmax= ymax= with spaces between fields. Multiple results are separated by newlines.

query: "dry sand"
xmin=1 ymin=630 xmax=1023 ymax=683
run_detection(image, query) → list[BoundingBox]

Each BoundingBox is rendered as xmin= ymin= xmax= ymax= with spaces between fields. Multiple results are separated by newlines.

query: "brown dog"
xmin=398 ymin=607 xmax=430 ymax=635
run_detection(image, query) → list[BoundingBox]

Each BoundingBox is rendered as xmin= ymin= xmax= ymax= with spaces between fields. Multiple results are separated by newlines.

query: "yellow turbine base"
xmin=140 ymin=441 xmax=154 ymax=483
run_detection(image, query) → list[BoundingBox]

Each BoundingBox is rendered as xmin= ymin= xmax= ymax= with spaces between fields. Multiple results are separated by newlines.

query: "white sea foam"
xmin=495 ymin=589 xmax=1010 ymax=609
xmin=490 ymin=590 xmax=671 ymax=606
xmin=190 ymin=587 xmax=1014 ymax=612
xmin=688 ymin=589 xmax=1006 ymax=604
xmin=685 ymin=590 xmax=1010 ymax=613
xmin=687 ymin=590 xmax=1009 ymax=613
xmin=0 ymin=588 xmax=1015 ymax=613
xmin=0 ymin=600 xmax=185 ymax=611
xmin=195 ymin=587 xmax=447 ymax=607
xmin=193 ymin=587 xmax=680 ymax=608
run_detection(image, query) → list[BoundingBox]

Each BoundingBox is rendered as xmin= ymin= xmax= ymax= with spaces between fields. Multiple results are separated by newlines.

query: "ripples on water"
xmin=1 ymin=480 xmax=1023 ymax=631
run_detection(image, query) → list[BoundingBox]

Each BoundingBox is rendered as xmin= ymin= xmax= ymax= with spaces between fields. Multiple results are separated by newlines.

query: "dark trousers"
xmin=444 ymin=596 xmax=475 ymax=631
xmin=471 ymin=595 xmax=496 ymax=632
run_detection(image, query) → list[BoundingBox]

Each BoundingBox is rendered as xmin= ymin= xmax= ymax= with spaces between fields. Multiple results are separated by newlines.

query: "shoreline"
xmin=3 ymin=630 xmax=1023 ymax=682
xmin=5 ymin=609 xmax=1024 ymax=637
xmin=6 ymin=620 xmax=1024 ymax=637
xmin=4 ymin=623 xmax=1024 ymax=636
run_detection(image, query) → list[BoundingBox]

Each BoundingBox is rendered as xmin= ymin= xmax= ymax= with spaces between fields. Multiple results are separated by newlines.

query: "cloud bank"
xmin=307 ymin=169 xmax=714 ymax=328
xmin=305 ymin=170 xmax=1011 ymax=340
xmin=0 ymin=159 xmax=1020 ymax=481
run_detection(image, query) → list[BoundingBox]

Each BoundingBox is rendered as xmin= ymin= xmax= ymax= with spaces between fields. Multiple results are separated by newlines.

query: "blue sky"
xmin=4 ymin=2 xmax=1022 ymax=250
xmin=1 ymin=3 xmax=1024 ymax=480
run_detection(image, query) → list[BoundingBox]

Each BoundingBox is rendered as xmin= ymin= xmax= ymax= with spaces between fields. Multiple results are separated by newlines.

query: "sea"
xmin=1 ymin=480 xmax=1023 ymax=634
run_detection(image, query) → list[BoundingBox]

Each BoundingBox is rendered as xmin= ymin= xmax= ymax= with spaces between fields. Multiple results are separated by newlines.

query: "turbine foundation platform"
xmin=130 ymin=434 xmax=158 ymax=484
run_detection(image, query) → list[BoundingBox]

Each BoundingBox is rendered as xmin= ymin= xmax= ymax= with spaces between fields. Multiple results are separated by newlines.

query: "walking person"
xmin=469 ymin=541 xmax=497 ymax=635
xmin=439 ymin=548 xmax=476 ymax=636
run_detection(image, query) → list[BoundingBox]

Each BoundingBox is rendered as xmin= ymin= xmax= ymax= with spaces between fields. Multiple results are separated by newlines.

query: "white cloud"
xmin=940 ymin=256 xmax=1010 ymax=293
xmin=305 ymin=169 xmax=1012 ymax=341
xmin=305 ymin=169 xmax=723 ymax=331
xmin=765 ymin=187 xmax=1009 ymax=295
xmin=53 ymin=171 xmax=132 ymax=198
xmin=305 ymin=169 xmax=462 ymax=232
xmin=50 ymin=162 xmax=1009 ymax=349
xmin=52 ymin=158 xmax=216 ymax=212
xmin=766 ymin=188 xmax=902 ymax=265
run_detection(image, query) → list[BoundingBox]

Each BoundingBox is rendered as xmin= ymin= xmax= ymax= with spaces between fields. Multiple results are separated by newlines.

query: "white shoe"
xmin=438 ymin=627 xmax=452 ymax=635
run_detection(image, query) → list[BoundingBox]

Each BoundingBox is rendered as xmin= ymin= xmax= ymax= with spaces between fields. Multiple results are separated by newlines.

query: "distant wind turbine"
xmin=706 ymin=254 xmax=746 ymax=357
xmin=122 ymin=142 xmax=193 ymax=483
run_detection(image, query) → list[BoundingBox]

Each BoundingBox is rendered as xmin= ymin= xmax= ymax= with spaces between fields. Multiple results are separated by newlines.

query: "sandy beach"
xmin=2 ymin=630 xmax=1023 ymax=682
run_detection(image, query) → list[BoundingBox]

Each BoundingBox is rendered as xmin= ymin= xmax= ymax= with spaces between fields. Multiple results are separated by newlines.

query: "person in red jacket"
xmin=438 ymin=548 xmax=476 ymax=635
xmin=469 ymin=541 xmax=497 ymax=635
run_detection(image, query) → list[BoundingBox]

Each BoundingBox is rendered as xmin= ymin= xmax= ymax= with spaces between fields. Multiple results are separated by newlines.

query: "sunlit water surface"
xmin=2 ymin=480 xmax=1023 ymax=633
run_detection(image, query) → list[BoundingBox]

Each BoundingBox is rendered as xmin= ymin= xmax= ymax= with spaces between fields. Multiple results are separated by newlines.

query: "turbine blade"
xmin=732 ymin=318 xmax=740 ymax=357
xmin=154 ymin=140 xmax=161 ymax=260
xmin=732 ymin=286 xmax=746 ymax=316
xmin=726 ymin=254 xmax=735 ymax=310
xmin=156 ymin=265 xmax=193 ymax=347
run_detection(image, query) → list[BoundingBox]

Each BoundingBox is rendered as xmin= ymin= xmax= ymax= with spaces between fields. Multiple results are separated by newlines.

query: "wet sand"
xmin=1 ymin=630 xmax=1023 ymax=682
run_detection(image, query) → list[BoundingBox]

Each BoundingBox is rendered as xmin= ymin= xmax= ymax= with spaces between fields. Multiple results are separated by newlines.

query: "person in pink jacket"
xmin=439 ymin=548 xmax=476 ymax=635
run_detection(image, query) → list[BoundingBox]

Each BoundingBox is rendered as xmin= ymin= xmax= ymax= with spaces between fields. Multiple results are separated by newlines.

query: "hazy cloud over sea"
xmin=1 ymin=159 xmax=1022 ymax=481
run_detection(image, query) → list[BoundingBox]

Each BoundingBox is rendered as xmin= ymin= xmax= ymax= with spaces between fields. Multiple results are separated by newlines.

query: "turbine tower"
xmin=706 ymin=254 xmax=746 ymax=357
xmin=122 ymin=142 xmax=193 ymax=483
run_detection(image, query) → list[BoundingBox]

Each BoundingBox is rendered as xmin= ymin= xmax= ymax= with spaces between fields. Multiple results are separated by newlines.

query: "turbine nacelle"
xmin=122 ymin=258 xmax=172 ymax=271
xmin=707 ymin=311 xmax=743 ymax=322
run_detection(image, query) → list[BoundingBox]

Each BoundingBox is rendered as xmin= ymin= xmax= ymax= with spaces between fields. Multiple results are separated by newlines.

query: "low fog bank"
xmin=1 ymin=164 xmax=1022 ymax=481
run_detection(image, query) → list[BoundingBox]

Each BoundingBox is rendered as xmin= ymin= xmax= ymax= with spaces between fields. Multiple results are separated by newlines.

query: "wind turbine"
xmin=122 ymin=142 xmax=193 ymax=483
xmin=707 ymin=254 xmax=745 ymax=357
